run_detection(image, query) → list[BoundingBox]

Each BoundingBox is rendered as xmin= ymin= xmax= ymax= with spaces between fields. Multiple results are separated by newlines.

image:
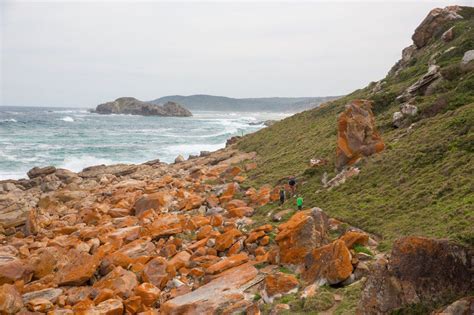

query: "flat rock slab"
xmin=161 ymin=262 xmax=258 ymax=315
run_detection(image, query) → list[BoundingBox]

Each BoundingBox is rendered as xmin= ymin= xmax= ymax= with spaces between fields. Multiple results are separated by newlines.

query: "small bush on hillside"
xmin=353 ymin=244 xmax=374 ymax=256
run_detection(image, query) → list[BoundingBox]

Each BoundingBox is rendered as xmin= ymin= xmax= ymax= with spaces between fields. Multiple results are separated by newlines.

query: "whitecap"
xmin=60 ymin=116 xmax=74 ymax=122
xmin=60 ymin=156 xmax=114 ymax=172
xmin=0 ymin=118 xmax=17 ymax=123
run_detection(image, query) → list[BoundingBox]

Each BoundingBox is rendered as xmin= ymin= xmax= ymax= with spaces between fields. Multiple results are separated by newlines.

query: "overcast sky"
xmin=0 ymin=0 xmax=471 ymax=107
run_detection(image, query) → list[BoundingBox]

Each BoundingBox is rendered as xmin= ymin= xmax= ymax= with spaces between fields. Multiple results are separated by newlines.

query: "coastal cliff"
xmin=0 ymin=5 xmax=473 ymax=314
xmin=93 ymin=97 xmax=192 ymax=117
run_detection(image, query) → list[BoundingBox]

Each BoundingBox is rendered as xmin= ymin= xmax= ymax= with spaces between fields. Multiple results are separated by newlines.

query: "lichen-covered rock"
xmin=335 ymin=100 xmax=384 ymax=170
xmin=276 ymin=208 xmax=329 ymax=265
xmin=302 ymin=239 xmax=353 ymax=285
xmin=56 ymin=249 xmax=101 ymax=286
xmin=93 ymin=266 xmax=138 ymax=299
xmin=0 ymin=284 xmax=23 ymax=314
xmin=161 ymin=263 xmax=258 ymax=314
xmin=133 ymin=192 xmax=173 ymax=216
xmin=358 ymin=237 xmax=473 ymax=314
xmin=135 ymin=282 xmax=160 ymax=306
xmin=262 ymin=272 xmax=299 ymax=303
xmin=339 ymin=231 xmax=369 ymax=249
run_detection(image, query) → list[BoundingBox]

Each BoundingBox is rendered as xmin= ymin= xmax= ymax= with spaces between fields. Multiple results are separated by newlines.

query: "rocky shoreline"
xmin=1 ymin=107 xmax=472 ymax=313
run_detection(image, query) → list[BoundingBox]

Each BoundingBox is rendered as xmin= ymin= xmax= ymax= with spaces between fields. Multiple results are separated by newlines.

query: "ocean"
xmin=0 ymin=106 xmax=289 ymax=180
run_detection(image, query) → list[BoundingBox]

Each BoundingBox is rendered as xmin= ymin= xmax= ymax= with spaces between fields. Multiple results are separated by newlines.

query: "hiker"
xmin=288 ymin=176 xmax=296 ymax=196
xmin=279 ymin=188 xmax=286 ymax=205
xmin=296 ymin=195 xmax=303 ymax=210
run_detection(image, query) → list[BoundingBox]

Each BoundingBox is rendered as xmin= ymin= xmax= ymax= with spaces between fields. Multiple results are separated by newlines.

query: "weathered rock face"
xmin=161 ymin=263 xmax=258 ymax=314
xmin=27 ymin=166 xmax=56 ymax=179
xmin=433 ymin=296 xmax=474 ymax=315
xmin=94 ymin=97 xmax=192 ymax=117
xmin=397 ymin=65 xmax=441 ymax=102
xmin=359 ymin=236 xmax=473 ymax=314
xmin=412 ymin=6 xmax=463 ymax=48
xmin=461 ymin=50 xmax=474 ymax=65
xmin=262 ymin=272 xmax=299 ymax=303
xmin=303 ymin=239 xmax=353 ymax=286
xmin=275 ymin=208 xmax=329 ymax=265
xmin=0 ymin=284 xmax=23 ymax=314
xmin=335 ymin=100 xmax=385 ymax=170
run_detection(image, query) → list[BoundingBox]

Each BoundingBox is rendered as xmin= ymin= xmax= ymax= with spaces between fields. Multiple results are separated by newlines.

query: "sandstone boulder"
xmin=412 ymin=6 xmax=463 ymax=48
xmin=276 ymin=208 xmax=328 ymax=264
xmin=133 ymin=192 xmax=172 ymax=216
xmin=161 ymin=263 xmax=258 ymax=314
xmin=0 ymin=284 xmax=23 ymax=314
xmin=303 ymin=239 xmax=353 ymax=286
xmin=27 ymin=166 xmax=56 ymax=179
xmin=335 ymin=100 xmax=384 ymax=170
xmin=93 ymin=266 xmax=138 ymax=299
xmin=262 ymin=272 xmax=299 ymax=303
xmin=56 ymin=249 xmax=101 ymax=286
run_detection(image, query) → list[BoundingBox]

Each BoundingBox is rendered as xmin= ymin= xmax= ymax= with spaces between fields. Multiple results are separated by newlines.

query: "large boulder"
xmin=275 ymin=208 xmax=329 ymax=265
xmin=0 ymin=284 xmax=23 ymax=314
xmin=358 ymin=236 xmax=473 ymax=314
xmin=335 ymin=100 xmax=384 ymax=170
xmin=133 ymin=192 xmax=173 ymax=216
xmin=27 ymin=166 xmax=56 ymax=179
xmin=302 ymin=239 xmax=353 ymax=286
xmin=161 ymin=263 xmax=258 ymax=314
xmin=412 ymin=6 xmax=463 ymax=48
xmin=397 ymin=65 xmax=441 ymax=102
xmin=262 ymin=272 xmax=299 ymax=303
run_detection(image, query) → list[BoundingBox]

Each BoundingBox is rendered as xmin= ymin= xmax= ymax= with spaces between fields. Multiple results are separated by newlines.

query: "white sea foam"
xmin=60 ymin=116 xmax=74 ymax=122
xmin=0 ymin=118 xmax=17 ymax=123
xmin=60 ymin=156 xmax=115 ymax=172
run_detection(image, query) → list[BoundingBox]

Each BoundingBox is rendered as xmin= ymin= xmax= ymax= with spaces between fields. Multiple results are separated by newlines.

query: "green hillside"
xmin=238 ymin=6 xmax=474 ymax=250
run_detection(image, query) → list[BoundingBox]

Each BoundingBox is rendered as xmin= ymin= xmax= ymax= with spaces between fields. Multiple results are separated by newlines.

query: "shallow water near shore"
xmin=0 ymin=106 xmax=289 ymax=180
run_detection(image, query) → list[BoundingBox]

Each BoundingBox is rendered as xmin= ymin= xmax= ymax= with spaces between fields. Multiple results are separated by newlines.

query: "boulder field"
xmin=0 ymin=142 xmax=472 ymax=314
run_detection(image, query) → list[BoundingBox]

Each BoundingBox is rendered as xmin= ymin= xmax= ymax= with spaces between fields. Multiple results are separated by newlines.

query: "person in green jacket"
xmin=296 ymin=195 xmax=303 ymax=210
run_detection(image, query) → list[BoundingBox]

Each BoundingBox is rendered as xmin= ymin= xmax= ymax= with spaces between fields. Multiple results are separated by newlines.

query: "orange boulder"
xmin=142 ymin=257 xmax=176 ymax=289
xmin=93 ymin=266 xmax=138 ymax=299
xmin=336 ymin=99 xmax=384 ymax=170
xmin=135 ymin=282 xmax=160 ymax=306
xmin=0 ymin=284 xmax=23 ymax=314
xmin=275 ymin=208 xmax=329 ymax=264
xmin=340 ymin=231 xmax=369 ymax=249
xmin=302 ymin=239 xmax=353 ymax=285
xmin=133 ymin=192 xmax=172 ymax=216
xmin=161 ymin=263 xmax=258 ymax=315
xmin=262 ymin=272 xmax=299 ymax=303
xmin=215 ymin=228 xmax=242 ymax=252
xmin=56 ymin=249 xmax=101 ymax=286
xmin=228 ymin=206 xmax=254 ymax=218
xmin=205 ymin=253 xmax=249 ymax=275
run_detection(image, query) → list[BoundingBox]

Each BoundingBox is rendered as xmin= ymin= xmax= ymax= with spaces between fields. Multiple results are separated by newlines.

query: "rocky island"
xmin=93 ymin=97 xmax=192 ymax=117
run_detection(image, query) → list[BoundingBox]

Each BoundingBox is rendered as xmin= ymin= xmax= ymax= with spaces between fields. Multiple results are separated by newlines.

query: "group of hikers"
xmin=279 ymin=176 xmax=304 ymax=210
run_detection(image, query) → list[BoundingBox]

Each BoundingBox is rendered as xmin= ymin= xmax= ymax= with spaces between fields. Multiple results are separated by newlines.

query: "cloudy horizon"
xmin=1 ymin=0 xmax=471 ymax=107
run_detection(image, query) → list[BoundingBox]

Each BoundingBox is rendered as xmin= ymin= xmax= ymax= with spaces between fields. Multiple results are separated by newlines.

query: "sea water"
xmin=0 ymin=106 xmax=289 ymax=180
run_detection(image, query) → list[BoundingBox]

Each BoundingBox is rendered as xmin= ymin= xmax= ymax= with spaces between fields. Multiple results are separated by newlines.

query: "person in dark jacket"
xmin=279 ymin=188 xmax=286 ymax=205
xmin=288 ymin=176 xmax=296 ymax=196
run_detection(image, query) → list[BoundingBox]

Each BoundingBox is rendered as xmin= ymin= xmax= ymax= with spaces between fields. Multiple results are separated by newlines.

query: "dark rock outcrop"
xmin=358 ymin=236 xmax=473 ymax=314
xmin=93 ymin=97 xmax=192 ymax=117
xmin=412 ymin=6 xmax=463 ymax=48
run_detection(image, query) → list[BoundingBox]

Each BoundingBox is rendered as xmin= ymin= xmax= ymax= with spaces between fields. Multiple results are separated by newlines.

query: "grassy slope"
xmin=238 ymin=7 xmax=474 ymax=251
